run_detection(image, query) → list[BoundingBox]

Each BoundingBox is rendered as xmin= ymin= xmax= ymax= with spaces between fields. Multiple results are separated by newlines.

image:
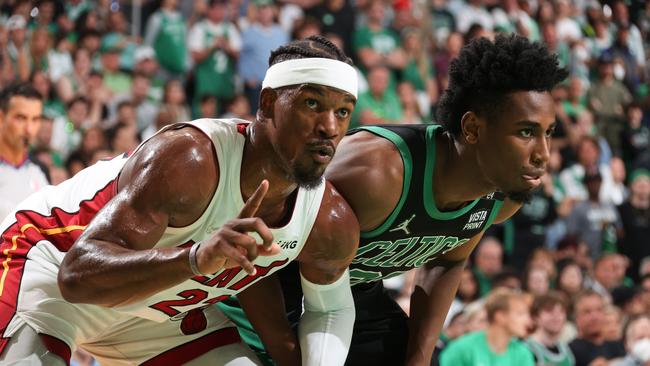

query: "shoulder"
xmin=189 ymin=21 xmax=206 ymax=34
xmin=117 ymin=125 xmax=219 ymax=223
xmin=492 ymin=198 xmax=522 ymax=224
xmin=148 ymin=12 xmax=162 ymax=22
xmin=326 ymin=129 xmax=404 ymax=231
xmin=462 ymin=331 xmax=483 ymax=345
xmin=301 ymin=181 xmax=359 ymax=266
xmin=512 ymin=339 xmax=534 ymax=356
xmin=568 ymin=338 xmax=588 ymax=350
xmin=28 ymin=156 xmax=50 ymax=183
xmin=447 ymin=331 xmax=480 ymax=351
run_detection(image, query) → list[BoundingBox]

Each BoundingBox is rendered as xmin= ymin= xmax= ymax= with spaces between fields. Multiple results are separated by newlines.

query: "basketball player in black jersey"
xmin=222 ymin=34 xmax=568 ymax=365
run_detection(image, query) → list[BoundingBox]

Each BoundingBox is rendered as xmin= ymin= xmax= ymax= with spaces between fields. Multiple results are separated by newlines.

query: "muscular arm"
xmin=405 ymin=198 xmax=522 ymax=366
xmin=405 ymin=235 xmax=478 ymax=366
xmin=59 ymin=126 xmax=275 ymax=307
xmin=297 ymin=183 xmax=359 ymax=366
xmin=325 ymin=131 xmax=403 ymax=232
xmin=58 ymin=127 xmax=219 ymax=307
xmin=237 ymin=274 xmax=301 ymax=366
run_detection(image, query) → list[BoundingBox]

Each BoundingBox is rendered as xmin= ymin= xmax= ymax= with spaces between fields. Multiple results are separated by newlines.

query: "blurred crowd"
xmin=0 ymin=0 xmax=649 ymax=365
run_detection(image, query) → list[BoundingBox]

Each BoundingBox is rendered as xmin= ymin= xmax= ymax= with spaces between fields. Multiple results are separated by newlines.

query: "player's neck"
xmin=486 ymin=324 xmax=513 ymax=354
xmin=0 ymin=141 xmax=27 ymax=166
xmin=240 ymin=126 xmax=299 ymax=207
xmin=432 ymin=134 xmax=496 ymax=210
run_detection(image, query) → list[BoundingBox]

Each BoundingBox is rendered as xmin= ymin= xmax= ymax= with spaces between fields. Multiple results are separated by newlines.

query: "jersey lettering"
xmin=351 ymin=235 xmax=470 ymax=284
xmin=151 ymin=259 xmax=289 ymax=317
xmin=150 ymin=289 xmax=208 ymax=317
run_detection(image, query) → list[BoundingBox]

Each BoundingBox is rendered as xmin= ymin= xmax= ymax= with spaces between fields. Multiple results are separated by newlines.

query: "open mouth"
xmin=308 ymin=145 xmax=334 ymax=163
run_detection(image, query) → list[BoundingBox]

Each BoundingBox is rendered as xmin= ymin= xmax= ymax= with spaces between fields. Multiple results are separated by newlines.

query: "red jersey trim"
xmin=39 ymin=333 xmax=71 ymax=365
xmin=0 ymin=178 xmax=118 ymax=341
xmin=236 ymin=123 xmax=248 ymax=136
xmin=141 ymin=327 xmax=241 ymax=366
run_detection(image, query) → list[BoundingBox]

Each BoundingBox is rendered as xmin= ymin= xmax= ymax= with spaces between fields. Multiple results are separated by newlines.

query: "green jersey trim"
xmin=358 ymin=126 xmax=413 ymax=239
xmin=483 ymin=199 xmax=504 ymax=229
xmin=423 ymin=125 xmax=480 ymax=220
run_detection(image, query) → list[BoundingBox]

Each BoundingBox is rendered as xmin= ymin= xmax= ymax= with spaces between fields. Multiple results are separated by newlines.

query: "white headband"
xmin=262 ymin=58 xmax=358 ymax=98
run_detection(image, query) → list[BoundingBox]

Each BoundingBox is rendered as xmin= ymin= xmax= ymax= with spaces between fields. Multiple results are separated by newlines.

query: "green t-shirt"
xmin=154 ymin=12 xmax=187 ymax=74
xmin=402 ymin=59 xmax=432 ymax=92
xmin=103 ymin=71 xmax=133 ymax=96
xmin=525 ymin=338 xmax=575 ymax=366
xmin=352 ymin=25 xmax=401 ymax=83
xmin=193 ymin=21 xmax=238 ymax=100
xmin=561 ymin=99 xmax=587 ymax=119
xmin=440 ymin=331 xmax=535 ymax=366
xmin=352 ymin=26 xmax=400 ymax=56
xmin=351 ymin=89 xmax=403 ymax=128
xmin=44 ymin=99 xmax=66 ymax=120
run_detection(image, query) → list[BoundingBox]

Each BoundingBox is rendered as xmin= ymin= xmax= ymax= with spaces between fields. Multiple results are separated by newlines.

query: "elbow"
xmin=58 ymin=269 xmax=112 ymax=306
xmin=57 ymin=268 xmax=88 ymax=303
xmin=57 ymin=252 xmax=102 ymax=304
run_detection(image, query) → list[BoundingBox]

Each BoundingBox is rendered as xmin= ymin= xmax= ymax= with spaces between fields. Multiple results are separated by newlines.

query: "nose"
xmin=532 ymin=135 xmax=551 ymax=168
xmin=315 ymin=110 xmax=339 ymax=139
xmin=27 ymin=118 xmax=41 ymax=139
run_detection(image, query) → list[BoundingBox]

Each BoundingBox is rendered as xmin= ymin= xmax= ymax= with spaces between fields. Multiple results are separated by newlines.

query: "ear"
xmin=460 ymin=111 xmax=481 ymax=144
xmin=493 ymin=309 xmax=506 ymax=324
xmin=258 ymin=88 xmax=277 ymax=121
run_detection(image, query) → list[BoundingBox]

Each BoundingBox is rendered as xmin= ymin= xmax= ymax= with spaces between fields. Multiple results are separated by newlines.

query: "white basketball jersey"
xmin=0 ymin=119 xmax=325 ymax=323
xmin=0 ymin=158 xmax=48 ymax=221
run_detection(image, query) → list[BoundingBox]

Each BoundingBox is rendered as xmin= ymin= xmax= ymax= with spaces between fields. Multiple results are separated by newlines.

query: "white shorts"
xmin=1 ymin=241 xmax=259 ymax=365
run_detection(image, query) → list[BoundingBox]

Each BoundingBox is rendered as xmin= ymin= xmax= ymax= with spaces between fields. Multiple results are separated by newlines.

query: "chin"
xmin=505 ymin=185 xmax=541 ymax=203
xmin=291 ymin=162 xmax=325 ymax=190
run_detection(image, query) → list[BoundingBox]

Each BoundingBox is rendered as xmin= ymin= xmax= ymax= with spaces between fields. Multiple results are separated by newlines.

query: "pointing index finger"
xmin=238 ymin=179 xmax=269 ymax=219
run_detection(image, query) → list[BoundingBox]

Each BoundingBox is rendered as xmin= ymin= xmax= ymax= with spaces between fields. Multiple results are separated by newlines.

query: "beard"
xmin=505 ymin=188 xmax=535 ymax=203
xmin=289 ymin=158 xmax=325 ymax=190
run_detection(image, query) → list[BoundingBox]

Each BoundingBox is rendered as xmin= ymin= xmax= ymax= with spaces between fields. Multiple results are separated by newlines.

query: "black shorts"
xmin=345 ymin=281 xmax=409 ymax=366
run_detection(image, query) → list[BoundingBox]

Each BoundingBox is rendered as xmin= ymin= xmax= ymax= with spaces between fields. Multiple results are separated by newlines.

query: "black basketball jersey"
xmin=348 ymin=124 xmax=505 ymax=286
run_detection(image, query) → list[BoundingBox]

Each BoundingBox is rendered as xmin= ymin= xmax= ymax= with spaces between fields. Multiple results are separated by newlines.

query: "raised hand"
xmin=195 ymin=180 xmax=281 ymax=276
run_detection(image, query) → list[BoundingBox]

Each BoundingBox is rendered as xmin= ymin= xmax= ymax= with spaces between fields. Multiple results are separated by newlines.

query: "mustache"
xmin=305 ymin=139 xmax=335 ymax=155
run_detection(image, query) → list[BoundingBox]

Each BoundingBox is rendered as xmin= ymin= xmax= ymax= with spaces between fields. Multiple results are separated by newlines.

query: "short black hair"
xmin=268 ymin=35 xmax=352 ymax=67
xmin=437 ymin=34 xmax=568 ymax=138
xmin=0 ymin=83 xmax=42 ymax=112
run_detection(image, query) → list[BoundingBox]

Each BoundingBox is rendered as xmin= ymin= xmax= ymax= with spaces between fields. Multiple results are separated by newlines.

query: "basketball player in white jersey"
xmin=0 ymin=36 xmax=359 ymax=366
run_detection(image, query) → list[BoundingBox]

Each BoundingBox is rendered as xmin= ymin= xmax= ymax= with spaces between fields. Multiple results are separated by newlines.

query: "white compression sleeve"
xmin=298 ymin=269 xmax=355 ymax=366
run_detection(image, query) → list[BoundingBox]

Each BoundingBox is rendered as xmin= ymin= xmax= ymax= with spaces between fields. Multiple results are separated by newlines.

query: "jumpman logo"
xmin=389 ymin=214 xmax=416 ymax=235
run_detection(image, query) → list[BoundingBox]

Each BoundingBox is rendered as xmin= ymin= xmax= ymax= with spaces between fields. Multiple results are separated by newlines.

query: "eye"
xmin=519 ymin=128 xmax=533 ymax=138
xmin=336 ymin=108 xmax=350 ymax=119
xmin=306 ymin=98 xmax=318 ymax=109
xmin=545 ymin=128 xmax=555 ymax=138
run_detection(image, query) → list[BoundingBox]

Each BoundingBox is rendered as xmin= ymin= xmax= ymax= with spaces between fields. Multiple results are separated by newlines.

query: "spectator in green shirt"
xmin=352 ymin=0 xmax=406 ymax=78
xmin=350 ymin=65 xmax=402 ymax=128
xmin=526 ymin=292 xmax=575 ymax=366
xmin=440 ymin=288 xmax=535 ymax=366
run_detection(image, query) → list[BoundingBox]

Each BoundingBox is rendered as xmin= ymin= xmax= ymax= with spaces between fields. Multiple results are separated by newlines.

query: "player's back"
xmin=1 ymin=153 xmax=129 ymax=263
